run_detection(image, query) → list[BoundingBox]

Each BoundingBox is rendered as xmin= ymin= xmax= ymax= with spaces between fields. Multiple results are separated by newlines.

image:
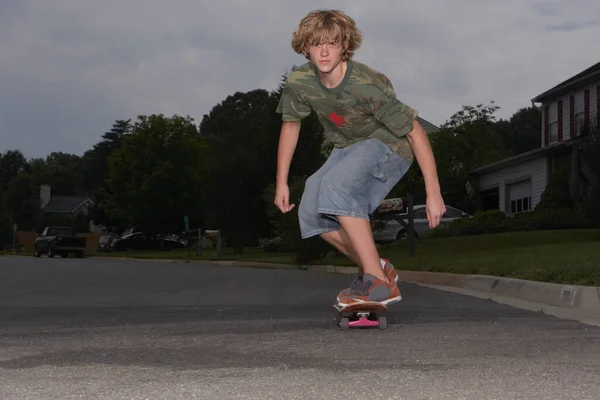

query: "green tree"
xmin=199 ymin=89 xmax=282 ymax=251
xmin=578 ymin=121 xmax=600 ymax=224
xmin=198 ymin=74 xmax=325 ymax=252
xmin=0 ymin=150 xmax=30 ymax=191
xmin=81 ymin=119 xmax=132 ymax=194
xmin=104 ymin=114 xmax=208 ymax=237
xmin=3 ymin=173 xmax=42 ymax=231
xmin=429 ymin=102 xmax=511 ymax=212
xmin=494 ymin=106 xmax=542 ymax=156
xmin=0 ymin=150 xmax=31 ymax=243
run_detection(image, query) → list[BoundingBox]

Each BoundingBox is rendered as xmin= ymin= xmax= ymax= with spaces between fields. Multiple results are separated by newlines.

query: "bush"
xmin=439 ymin=209 xmax=509 ymax=237
xmin=510 ymin=207 xmax=593 ymax=231
xmin=258 ymin=237 xmax=281 ymax=253
xmin=437 ymin=206 xmax=593 ymax=238
xmin=536 ymin=169 xmax=573 ymax=210
xmin=263 ymin=175 xmax=332 ymax=263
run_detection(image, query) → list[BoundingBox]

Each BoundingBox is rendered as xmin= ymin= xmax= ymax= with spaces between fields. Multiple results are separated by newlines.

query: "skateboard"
xmin=333 ymin=301 xmax=388 ymax=330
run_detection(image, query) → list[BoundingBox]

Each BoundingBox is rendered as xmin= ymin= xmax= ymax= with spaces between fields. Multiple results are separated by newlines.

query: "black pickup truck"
xmin=34 ymin=226 xmax=86 ymax=258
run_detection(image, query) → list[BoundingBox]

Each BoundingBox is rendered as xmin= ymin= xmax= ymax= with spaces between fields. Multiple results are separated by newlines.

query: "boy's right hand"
xmin=274 ymin=183 xmax=295 ymax=213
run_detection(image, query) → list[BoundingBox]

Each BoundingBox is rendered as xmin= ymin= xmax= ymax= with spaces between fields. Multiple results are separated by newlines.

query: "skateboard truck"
xmin=333 ymin=301 xmax=388 ymax=330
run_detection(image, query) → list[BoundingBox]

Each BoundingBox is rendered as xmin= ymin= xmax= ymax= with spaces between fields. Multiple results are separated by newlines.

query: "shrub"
xmin=440 ymin=209 xmax=509 ymax=237
xmin=258 ymin=236 xmax=281 ymax=253
xmin=536 ymin=169 xmax=574 ymax=210
xmin=511 ymin=206 xmax=593 ymax=230
xmin=263 ymin=175 xmax=331 ymax=263
xmin=437 ymin=206 xmax=593 ymax=238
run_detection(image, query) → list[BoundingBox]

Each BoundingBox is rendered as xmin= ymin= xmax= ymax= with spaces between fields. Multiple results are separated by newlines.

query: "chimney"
xmin=40 ymin=184 xmax=51 ymax=209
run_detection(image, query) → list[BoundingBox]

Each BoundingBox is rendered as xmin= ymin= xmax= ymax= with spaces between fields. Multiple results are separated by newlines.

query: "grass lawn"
xmin=14 ymin=229 xmax=598 ymax=286
xmin=373 ymin=229 xmax=600 ymax=286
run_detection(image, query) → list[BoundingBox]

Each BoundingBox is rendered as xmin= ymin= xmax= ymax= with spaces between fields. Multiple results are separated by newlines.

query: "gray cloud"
xmin=1 ymin=0 xmax=599 ymax=159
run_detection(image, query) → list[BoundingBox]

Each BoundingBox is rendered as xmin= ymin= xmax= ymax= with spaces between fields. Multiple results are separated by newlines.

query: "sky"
xmin=1 ymin=0 xmax=599 ymax=159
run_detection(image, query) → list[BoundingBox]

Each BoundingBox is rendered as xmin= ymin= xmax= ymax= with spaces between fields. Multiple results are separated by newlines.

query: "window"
xmin=507 ymin=180 xmax=532 ymax=214
xmin=548 ymin=103 xmax=558 ymax=144
xmin=510 ymin=196 xmax=531 ymax=213
xmin=480 ymin=187 xmax=500 ymax=212
xmin=574 ymin=92 xmax=585 ymax=135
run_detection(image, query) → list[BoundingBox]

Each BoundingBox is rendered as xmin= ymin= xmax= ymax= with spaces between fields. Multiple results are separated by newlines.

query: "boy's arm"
xmin=276 ymin=121 xmax=301 ymax=187
xmin=274 ymin=76 xmax=312 ymax=213
xmin=372 ymin=85 xmax=446 ymax=227
xmin=274 ymin=121 xmax=301 ymax=213
xmin=406 ymin=120 xmax=441 ymax=195
xmin=406 ymin=121 xmax=446 ymax=228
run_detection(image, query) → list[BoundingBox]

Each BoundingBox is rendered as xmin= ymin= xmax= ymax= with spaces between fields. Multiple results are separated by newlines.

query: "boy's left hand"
xmin=426 ymin=193 xmax=446 ymax=229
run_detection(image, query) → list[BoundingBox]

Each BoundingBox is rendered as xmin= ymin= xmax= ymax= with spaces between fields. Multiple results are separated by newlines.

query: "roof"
xmin=470 ymin=141 xmax=571 ymax=175
xmin=43 ymin=196 xmax=95 ymax=213
xmin=417 ymin=116 xmax=439 ymax=133
xmin=531 ymin=61 xmax=600 ymax=103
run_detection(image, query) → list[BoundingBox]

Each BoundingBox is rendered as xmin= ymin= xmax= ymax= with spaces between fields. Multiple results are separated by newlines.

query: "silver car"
xmin=372 ymin=204 xmax=470 ymax=242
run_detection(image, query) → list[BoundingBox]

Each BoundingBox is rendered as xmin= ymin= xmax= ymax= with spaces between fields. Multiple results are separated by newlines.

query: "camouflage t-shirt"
xmin=276 ymin=60 xmax=418 ymax=161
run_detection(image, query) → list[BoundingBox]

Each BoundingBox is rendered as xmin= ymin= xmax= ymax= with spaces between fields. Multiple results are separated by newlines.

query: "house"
xmin=39 ymin=184 xmax=100 ymax=232
xmin=470 ymin=61 xmax=600 ymax=214
xmin=417 ymin=116 xmax=440 ymax=134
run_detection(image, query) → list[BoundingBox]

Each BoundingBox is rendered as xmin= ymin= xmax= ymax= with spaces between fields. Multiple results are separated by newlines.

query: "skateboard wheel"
xmin=333 ymin=314 xmax=341 ymax=326
xmin=378 ymin=316 xmax=387 ymax=330
xmin=340 ymin=317 xmax=350 ymax=330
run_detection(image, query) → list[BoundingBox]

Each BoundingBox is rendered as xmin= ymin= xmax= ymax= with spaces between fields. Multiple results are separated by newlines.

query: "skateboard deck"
xmin=333 ymin=301 xmax=388 ymax=330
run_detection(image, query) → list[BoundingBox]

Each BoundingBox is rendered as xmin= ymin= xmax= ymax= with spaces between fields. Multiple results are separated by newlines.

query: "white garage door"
xmin=507 ymin=179 xmax=532 ymax=213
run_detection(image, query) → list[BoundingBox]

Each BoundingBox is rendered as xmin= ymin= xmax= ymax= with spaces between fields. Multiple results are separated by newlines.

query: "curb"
xmin=462 ymin=275 xmax=600 ymax=312
xmin=203 ymin=260 xmax=600 ymax=322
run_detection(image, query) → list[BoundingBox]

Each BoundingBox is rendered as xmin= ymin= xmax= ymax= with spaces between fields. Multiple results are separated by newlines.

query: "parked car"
xmin=109 ymin=232 xmax=186 ymax=251
xmin=34 ymin=226 xmax=86 ymax=258
xmin=96 ymin=234 xmax=117 ymax=252
xmin=372 ymin=205 xmax=470 ymax=243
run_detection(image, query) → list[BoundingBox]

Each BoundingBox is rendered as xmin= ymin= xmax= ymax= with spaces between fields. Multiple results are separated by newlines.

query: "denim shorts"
xmin=298 ymin=138 xmax=412 ymax=239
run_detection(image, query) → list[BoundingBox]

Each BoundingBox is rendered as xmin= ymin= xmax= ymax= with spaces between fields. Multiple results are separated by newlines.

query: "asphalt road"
xmin=1 ymin=256 xmax=599 ymax=400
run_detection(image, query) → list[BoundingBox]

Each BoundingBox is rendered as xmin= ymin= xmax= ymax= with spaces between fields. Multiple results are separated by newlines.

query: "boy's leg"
xmin=335 ymin=216 xmax=385 ymax=281
xmin=320 ymin=230 xmax=360 ymax=265
xmin=320 ymin=229 xmax=399 ymax=284
xmin=316 ymin=139 xmax=412 ymax=304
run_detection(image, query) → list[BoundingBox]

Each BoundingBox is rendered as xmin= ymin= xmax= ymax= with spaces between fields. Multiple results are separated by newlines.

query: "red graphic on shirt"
xmin=329 ymin=112 xmax=346 ymax=127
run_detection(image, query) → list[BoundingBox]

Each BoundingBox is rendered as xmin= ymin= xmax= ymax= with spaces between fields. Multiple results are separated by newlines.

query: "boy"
xmin=274 ymin=9 xmax=446 ymax=306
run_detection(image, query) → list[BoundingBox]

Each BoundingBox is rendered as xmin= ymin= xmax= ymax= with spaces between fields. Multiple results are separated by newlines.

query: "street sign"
xmin=184 ymin=216 xmax=189 ymax=231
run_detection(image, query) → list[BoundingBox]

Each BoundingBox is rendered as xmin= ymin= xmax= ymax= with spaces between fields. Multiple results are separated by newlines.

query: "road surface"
xmin=1 ymin=256 xmax=599 ymax=399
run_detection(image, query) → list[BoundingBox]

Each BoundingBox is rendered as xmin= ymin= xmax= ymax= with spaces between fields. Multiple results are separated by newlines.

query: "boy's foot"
xmin=336 ymin=258 xmax=399 ymax=301
xmin=381 ymin=258 xmax=399 ymax=283
xmin=336 ymin=273 xmax=402 ymax=306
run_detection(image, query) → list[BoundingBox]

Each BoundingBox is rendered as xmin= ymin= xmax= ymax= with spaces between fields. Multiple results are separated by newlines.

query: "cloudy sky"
xmin=1 ymin=0 xmax=599 ymax=159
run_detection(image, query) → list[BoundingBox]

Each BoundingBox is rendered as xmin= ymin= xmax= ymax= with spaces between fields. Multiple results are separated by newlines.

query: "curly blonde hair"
xmin=291 ymin=9 xmax=363 ymax=61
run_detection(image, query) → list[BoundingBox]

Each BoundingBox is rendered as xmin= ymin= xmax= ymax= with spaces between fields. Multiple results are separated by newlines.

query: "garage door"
xmin=507 ymin=179 xmax=532 ymax=214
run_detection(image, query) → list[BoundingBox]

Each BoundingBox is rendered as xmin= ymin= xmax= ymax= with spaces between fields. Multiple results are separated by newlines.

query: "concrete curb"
xmin=462 ymin=275 xmax=600 ymax=312
xmin=203 ymin=260 xmax=600 ymax=321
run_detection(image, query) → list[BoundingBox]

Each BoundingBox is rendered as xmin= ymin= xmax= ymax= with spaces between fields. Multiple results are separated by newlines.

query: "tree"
xmin=0 ymin=150 xmax=30 ymax=192
xmin=199 ymin=89 xmax=282 ymax=251
xmin=494 ymin=106 xmax=542 ymax=156
xmin=104 ymin=114 xmax=208 ymax=238
xmin=428 ymin=102 xmax=511 ymax=212
xmin=0 ymin=150 xmax=32 ymax=243
xmin=578 ymin=121 xmax=600 ymax=224
xmin=3 ymin=173 xmax=42 ymax=231
xmin=198 ymin=76 xmax=326 ymax=252
xmin=81 ymin=119 xmax=132 ymax=194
